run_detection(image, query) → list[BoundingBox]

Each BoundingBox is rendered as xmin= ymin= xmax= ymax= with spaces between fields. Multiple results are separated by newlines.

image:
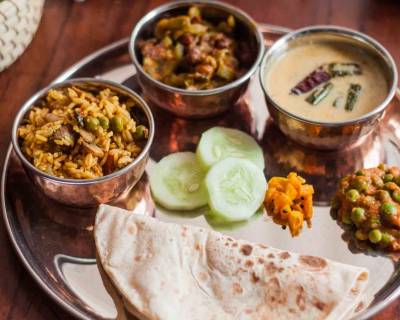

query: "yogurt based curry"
xmin=266 ymin=42 xmax=388 ymax=122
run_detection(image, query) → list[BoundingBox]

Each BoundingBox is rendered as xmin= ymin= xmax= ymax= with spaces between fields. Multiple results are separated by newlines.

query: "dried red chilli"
xmin=290 ymin=67 xmax=331 ymax=95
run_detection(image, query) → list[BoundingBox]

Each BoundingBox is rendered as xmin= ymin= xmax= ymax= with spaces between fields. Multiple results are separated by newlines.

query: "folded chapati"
xmin=95 ymin=204 xmax=368 ymax=320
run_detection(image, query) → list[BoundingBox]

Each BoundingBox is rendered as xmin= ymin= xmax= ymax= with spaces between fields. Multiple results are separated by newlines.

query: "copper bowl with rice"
xmin=11 ymin=78 xmax=154 ymax=207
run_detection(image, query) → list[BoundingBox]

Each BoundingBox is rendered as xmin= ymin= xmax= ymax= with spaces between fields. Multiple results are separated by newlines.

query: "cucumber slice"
xmin=149 ymin=152 xmax=208 ymax=210
xmin=205 ymin=158 xmax=267 ymax=221
xmin=196 ymin=127 xmax=264 ymax=170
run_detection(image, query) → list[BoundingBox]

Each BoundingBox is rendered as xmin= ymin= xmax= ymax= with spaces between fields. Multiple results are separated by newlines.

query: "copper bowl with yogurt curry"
xmin=260 ymin=26 xmax=398 ymax=150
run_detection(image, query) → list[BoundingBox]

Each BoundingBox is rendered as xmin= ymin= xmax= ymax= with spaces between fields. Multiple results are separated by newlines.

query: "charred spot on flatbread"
xmin=299 ymin=255 xmax=327 ymax=270
xmin=240 ymin=244 xmax=253 ymax=256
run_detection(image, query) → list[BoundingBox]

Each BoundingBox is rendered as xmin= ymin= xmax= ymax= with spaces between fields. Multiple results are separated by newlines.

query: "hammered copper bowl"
xmin=11 ymin=78 xmax=155 ymax=207
xmin=129 ymin=0 xmax=264 ymax=118
xmin=260 ymin=26 xmax=398 ymax=150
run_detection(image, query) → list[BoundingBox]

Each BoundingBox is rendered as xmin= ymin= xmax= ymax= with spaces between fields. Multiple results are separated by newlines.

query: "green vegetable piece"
xmin=383 ymin=173 xmax=394 ymax=182
xmin=396 ymin=176 xmax=400 ymax=186
xmin=133 ymin=125 xmax=147 ymax=140
xmin=305 ymin=82 xmax=334 ymax=105
xmin=381 ymin=232 xmax=394 ymax=246
xmin=329 ymin=63 xmax=362 ymax=77
xmin=392 ymin=191 xmax=400 ymax=203
xmin=355 ymin=170 xmax=364 ymax=176
xmin=175 ymin=43 xmax=184 ymax=60
xmin=216 ymin=59 xmax=235 ymax=80
xmin=368 ymin=217 xmax=381 ymax=229
xmin=331 ymin=197 xmax=340 ymax=210
xmin=353 ymin=178 xmax=368 ymax=192
xmin=333 ymin=96 xmax=345 ymax=108
xmin=381 ymin=202 xmax=397 ymax=217
xmin=342 ymin=214 xmax=352 ymax=225
xmin=155 ymin=16 xmax=191 ymax=38
xmin=369 ymin=229 xmax=382 ymax=243
xmin=110 ymin=116 xmax=124 ymax=133
xmin=345 ymin=83 xmax=362 ymax=111
xmin=378 ymin=163 xmax=386 ymax=170
xmin=346 ymin=189 xmax=360 ymax=202
xmin=98 ymin=117 xmax=109 ymax=130
xmin=351 ymin=207 xmax=366 ymax=224
xmin=186 ymin=23 xmax=208 ymax=35
xmin=377 ymin=190 xmax=391 ymax=201
xmin=161 ymin=36 xmax=173 ymax=47
xmin=188 ymin=6 xmax=201 ymax=18
xmin=227 ymin=15 xmax=235 ymax=28
xmin=355 ymin=229 xmax=368 ymax=241
xmin=84 ymin=117 xmax=100 ymax=132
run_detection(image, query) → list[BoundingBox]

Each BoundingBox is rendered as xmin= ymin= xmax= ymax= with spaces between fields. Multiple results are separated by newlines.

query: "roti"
xmin=94 ymin=205 xmax=369 ymax=320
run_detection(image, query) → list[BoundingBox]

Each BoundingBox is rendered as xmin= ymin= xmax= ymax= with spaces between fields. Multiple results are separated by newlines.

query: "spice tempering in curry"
xmin=333 ymin=165 xmax=400 ymax=252
xmin=138 ymin=6 xmax=248 ymax=90
xmin=17 ymin=86 xmax=149 ymax=179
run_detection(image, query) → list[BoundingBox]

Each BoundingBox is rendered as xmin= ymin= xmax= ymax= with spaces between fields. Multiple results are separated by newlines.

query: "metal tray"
xmin=2 ymin=23 xmax=400 ymax=320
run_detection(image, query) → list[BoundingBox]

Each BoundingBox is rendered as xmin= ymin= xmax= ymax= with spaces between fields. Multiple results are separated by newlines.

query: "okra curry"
xmin=265 ymin=42 xmax=388 ymax=122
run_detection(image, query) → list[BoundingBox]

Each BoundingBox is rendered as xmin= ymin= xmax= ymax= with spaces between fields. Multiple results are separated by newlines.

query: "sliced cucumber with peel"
xmin=149 ymin=152 xmax=208 ymax=211
xmin=205 ymin=158 xmax=267 ymax=221
xmin=196 ymin=127 xmax=264 ymax=170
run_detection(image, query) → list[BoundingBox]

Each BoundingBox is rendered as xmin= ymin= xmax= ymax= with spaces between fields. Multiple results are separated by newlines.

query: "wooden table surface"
xmin=0 ymin=0 xmax=399 ymax=318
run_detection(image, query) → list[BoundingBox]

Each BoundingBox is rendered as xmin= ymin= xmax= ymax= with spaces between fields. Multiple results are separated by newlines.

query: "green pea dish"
xmin=332 ymin=164 xmax=400 ymax=252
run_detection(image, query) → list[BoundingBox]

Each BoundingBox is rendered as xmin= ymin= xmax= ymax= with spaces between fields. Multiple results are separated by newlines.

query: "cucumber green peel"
xmin=196 ymin=127 xmax=264 ymax=170
xmin=149 ymin=152 xmax=208 ymax=211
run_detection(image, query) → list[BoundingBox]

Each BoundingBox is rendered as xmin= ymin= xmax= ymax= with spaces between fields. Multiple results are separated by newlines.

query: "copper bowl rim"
xmin=11 ymin=78 xmax=155 ymax=185
xmin=259 ymin=25 xmax=398 ymax=127
xmin=129 ymin=0 xmax=265 ymax=96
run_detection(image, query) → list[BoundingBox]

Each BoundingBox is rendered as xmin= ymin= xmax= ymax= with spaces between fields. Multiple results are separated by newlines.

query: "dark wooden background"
xmin=0 ymin=0 xmax=399 ymax=318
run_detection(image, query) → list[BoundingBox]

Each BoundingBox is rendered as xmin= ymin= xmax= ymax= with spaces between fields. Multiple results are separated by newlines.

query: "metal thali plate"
xmin=2 ymin=23 xmax=400 ymax=320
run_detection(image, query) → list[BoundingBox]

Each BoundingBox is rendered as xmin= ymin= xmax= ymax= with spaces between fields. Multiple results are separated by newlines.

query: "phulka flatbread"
xmin=95 ymin=205 xmax=368 ymax=320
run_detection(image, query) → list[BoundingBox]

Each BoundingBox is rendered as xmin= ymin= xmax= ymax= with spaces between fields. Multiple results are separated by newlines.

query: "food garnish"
xmin=332 ymin=164 xmax=400 ymax=252
xmin=290 ymin=62 xmax=364 ymax=110
xmin=139 ymin=6 xmax=247 ymax=90
xmin=328 ymin=62 xmax=362 ymax=77
xmin=17 ymin=86 xmax=149 ymax=179
xmin=305 ymin=82 xmax=334 ymax=105
xmin=264 ymin=172 xmax=314 ymax=237
xmin=290 ymin=66 xmax=331 ymax=95
xmin=291 ymin=62 xmax=362 ymax=95
xmin=345 ymin=83 xmax=362 ymax=111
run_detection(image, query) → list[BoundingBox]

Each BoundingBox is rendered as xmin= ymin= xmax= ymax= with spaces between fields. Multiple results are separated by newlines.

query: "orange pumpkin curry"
xmin=264 ymin=172 xmax=314 ymax=237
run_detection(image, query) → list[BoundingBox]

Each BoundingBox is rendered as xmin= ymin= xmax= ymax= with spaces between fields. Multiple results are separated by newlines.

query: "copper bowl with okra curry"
xmin=129 ymin=0 xmax=264 ymax=118
xmin=260 ymin=26 xmax=398 ymax=150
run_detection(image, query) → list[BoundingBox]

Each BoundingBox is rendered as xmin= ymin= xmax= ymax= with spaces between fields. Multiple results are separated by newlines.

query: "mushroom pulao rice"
xmin=17 ymin=86 xmax=149 ymax=179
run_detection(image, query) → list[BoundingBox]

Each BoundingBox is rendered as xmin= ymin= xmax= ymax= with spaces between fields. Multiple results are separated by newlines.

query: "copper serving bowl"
xmin=259 ymin=26 xmax=398 ymax=150
xmin=11 ymin=78 xmax=155 ymax=207
xmin=129 ymin=0 xmax=264 ymax=118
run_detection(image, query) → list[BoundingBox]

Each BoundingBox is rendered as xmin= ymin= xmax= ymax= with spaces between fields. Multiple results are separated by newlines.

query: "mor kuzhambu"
xmin=265 ymin=42 xmax=388 ymax=122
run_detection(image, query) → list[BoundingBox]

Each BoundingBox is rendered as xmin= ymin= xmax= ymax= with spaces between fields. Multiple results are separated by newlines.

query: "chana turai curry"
xmin=138 ymin=6 xmax=251 ymax=90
